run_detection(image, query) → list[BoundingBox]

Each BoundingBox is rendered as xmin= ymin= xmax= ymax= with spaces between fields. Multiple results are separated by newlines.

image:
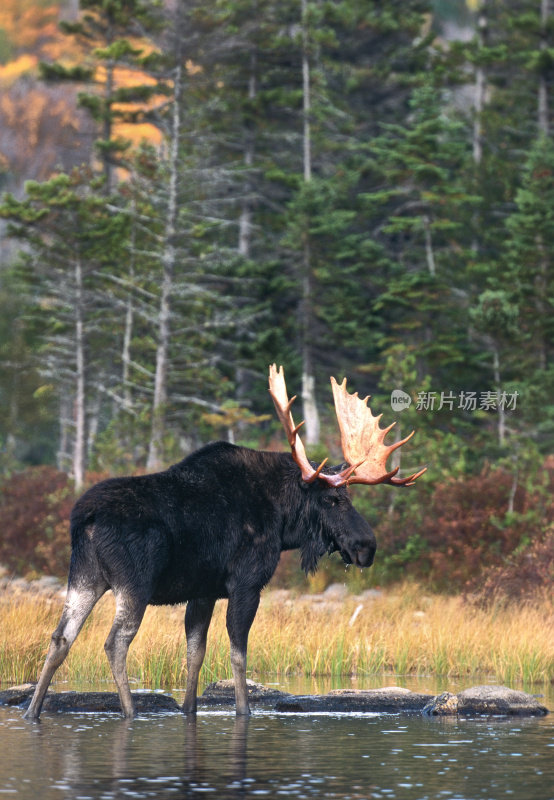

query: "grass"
xmin=1 ymin=584 xmax=552 ymax=690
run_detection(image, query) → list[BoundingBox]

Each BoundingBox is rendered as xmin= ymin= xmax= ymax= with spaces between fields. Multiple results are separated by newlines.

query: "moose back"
xmin=24 ymin=365 xmax=424 ymax=720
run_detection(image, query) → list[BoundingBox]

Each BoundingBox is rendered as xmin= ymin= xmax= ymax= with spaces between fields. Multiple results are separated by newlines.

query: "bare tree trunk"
xmin=300 ymin=0 xmax=320 ymax=445
xmin=302 ymin=0 xmax=312 ymax=187
xmin=87 ymin=385 xmax=102 ymax=456
xmin=507 ymin=451 xmax=519 ymax=513
xmin=73 ymin=257 xmax=86 ymax=490
xmin=147 ymin=60 xmax=182 ymax=470
xmin=238 ymin=50 xmax=257 ymax=257
xmin=471 ymin=4 xmax=487 ymax=254
xmin=121 ymin=275 xmax=134 ymax=410
xmin=533 ymin=1 xmax=550 ymax=370
xmin=58 ymin=395 xmax=71 ymax=474
xmin=122 ymin=197 xmax=137 ymax=410
xmin=103 ymin=58 xmax=114 ymax=194
xmin=423 ymin=214 xmax=436 ymax=276
xmin=538 ymin=0 xmax=550 ymax=135
xmin=472 ymin=5 xmax=487 ymax=166
xmin=387 ymin=425 xmax=403 ymax=516
xmin=301 ymin=237 xmax=320 ymax=445
xmin=492 ymin=346 xmax=505 ymax=447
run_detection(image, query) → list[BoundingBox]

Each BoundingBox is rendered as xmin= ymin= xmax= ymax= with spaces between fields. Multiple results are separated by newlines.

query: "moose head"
xmin=269 ymin=363 xmax=426 ymax=570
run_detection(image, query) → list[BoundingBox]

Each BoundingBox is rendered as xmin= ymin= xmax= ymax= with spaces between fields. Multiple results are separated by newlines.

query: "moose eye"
xmin=324 ymin=495 xmax=339 ymax=507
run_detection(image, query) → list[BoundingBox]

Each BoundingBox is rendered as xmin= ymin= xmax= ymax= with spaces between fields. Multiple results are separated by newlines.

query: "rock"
xmin=7 ymin=577 xmax=30 ymax=593
xmin=275 ymin=687 xmax=434 ymax=714
xmin=456 ymin=685 xmax=548 ymax=717
xmin=1 ymin=682 xmax=548 ymax=717
xmin=200 ymin=679 xmax=292 ymax=707
xmin=0 ymin=684 xmax=37 ymax=707
xmin=0 ymin=685 xmax=180 ymax=714
xmin=34 ymin=576 xmax=63 ymax=590
xmin=40 ymin=691 xmax=181 ymax=714
xmin=422 ymin=692 xmax=459 ymax=715
xmin=359 ymin=589 xmax=383 ymax=602
xmin=423 ymin=685 xmax=548 ymax=717
xmin=322 ymin=583 xmax=349 ymax=600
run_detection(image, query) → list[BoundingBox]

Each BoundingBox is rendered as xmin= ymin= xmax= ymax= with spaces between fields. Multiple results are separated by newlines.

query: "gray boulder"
xmin=423 ymin=685 xmax=548 ymax=717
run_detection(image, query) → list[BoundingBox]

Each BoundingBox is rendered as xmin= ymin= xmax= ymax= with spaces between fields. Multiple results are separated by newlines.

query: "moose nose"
xmin=354 ymin=544 xmax=375 ymax=568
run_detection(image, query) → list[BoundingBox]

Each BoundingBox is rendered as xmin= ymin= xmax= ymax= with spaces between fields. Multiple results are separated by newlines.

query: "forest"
xmin=0 ymin=0 xmax=552 ymax=600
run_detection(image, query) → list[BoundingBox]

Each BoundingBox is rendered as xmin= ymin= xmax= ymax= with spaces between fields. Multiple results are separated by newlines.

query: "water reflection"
xmin=0 ymin=706 xmax=552 ymax=799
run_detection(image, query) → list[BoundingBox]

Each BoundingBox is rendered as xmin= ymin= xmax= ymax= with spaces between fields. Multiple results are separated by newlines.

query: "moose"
xmin=24 ymin=364 xmax=425 ymax=720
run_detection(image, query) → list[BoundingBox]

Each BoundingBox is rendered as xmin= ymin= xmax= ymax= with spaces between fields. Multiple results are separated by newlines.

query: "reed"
xmin=1 ymin=585 xmax=552 ymax=689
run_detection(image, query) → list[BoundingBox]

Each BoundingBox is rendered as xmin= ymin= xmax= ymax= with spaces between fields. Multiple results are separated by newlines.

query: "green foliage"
xmin=0 ymin=0 xmax=552 ymax=597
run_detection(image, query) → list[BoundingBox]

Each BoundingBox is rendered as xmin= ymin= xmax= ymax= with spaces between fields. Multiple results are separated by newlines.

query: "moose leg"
xmin=226 ymin=591 xmax=260 ymax=715
xmin=182 ymin=598 xmax=216 ymax=714
xmin=24 ymin=585 xmax=103 ymax=720
xmin=104 ymin=592 xmax=147 ymax=719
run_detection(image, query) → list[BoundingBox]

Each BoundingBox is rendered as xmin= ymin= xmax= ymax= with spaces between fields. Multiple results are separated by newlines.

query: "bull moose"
xmin=24 ymin=364 xmax=425 ymax=720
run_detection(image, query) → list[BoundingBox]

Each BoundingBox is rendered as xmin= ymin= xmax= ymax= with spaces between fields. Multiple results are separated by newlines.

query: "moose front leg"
xmin=183 ymin=598 xmax=216 ymax=714
xmin=226 ymin=591 xmax=260 ymax=715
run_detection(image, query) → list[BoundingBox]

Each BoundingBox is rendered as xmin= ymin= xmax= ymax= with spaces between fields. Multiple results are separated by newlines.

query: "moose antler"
xmin=268 ymin=363 xmax=339 ymax=484
xmin=330 ymin=377 xmax=427 ymax=486
xmin=269 ymin=364 xmax=426 ymax=488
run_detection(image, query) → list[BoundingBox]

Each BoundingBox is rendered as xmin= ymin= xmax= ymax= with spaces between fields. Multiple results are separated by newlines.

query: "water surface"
xmin=1 ymin=680 xmax=552 ymax=800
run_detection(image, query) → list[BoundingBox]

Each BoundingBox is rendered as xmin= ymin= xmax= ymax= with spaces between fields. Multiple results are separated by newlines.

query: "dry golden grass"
xmin=1 ymin=584 xmax=552 ymax=689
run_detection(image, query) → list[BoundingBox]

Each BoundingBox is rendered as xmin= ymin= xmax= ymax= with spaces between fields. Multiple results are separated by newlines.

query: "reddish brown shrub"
xmin=0 ymin=466 xmax=75 ymax=578
xmin=372 ymin=459 xmax=553 ymax=594
xmin=0 ymin=468 xmax=113 ymax=579
xmin=468 ymin=525 xmax=554 ymax=605
xmin=423 ymin=468 xmax=526 ymax=589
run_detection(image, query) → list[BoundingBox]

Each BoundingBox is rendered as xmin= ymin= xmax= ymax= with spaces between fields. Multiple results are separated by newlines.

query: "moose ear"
xmin=326 ymin=462 xmax=349 ymax=476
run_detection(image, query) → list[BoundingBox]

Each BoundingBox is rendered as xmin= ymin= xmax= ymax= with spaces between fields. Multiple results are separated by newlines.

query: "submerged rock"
xmin=275 ymin=687 xmax=433 ymax=713
xmin=422 ymin=691 xmax=459 ymax=715
xmin=200 ymin=679 xmax=292 ymax=706
xmin=0 ymin=682 xmax=548 ymax=717
xmin=0 ymin=685 xmax=180 ymax=714
xmin=458 ymin=685 xmax=546 ymax=717
xmin=423 ymin=685 xmax=548 ymax=717
xmin=0 ymin=684 xmax=36 ymax=707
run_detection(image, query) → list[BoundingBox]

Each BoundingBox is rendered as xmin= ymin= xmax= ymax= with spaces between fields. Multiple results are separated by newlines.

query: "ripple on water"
xmin=0 ymin=702 xmax=552 ymax=800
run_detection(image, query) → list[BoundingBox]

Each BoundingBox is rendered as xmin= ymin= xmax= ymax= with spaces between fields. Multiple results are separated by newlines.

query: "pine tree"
xmin=39 ymin=0 xmax=166 ymax=192
xmin=361 ymin=79 xmax=478 ymax=389
xmin=504 ymin=135 xmax=554 ymax=448
xmin=0 ymin=167 xmax=127 ymax=487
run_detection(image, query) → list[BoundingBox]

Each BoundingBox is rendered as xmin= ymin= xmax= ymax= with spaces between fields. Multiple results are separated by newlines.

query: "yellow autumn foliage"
xmin=0 ymin=53 xmax=37 ymax=84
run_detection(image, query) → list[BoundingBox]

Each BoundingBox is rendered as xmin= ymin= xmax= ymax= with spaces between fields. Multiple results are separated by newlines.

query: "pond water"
xmin=1 ymin=678 xmax=553 ymax=800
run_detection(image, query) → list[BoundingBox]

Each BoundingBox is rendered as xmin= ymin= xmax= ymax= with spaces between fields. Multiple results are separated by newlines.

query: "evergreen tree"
xmin=504 ymin=135 xmax=554 ymax=449
xmin=362 ymin=80 xmax=478 ymax=388
xmin=40 ymin=0 xmax=167 ymax=192
xmin=0 ymin=167 xmax=127 ymax=487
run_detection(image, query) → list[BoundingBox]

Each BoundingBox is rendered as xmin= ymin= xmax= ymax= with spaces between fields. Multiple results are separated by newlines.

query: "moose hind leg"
xmin=24 ymin=585 xmax=103 ymax=720
xmin=182 ymin=598 xmax=216 ymax=714
xmin=104 ymin=592 xmax=147 ymax=719
xmin=226 ymin=591 xmax=260 ymax=716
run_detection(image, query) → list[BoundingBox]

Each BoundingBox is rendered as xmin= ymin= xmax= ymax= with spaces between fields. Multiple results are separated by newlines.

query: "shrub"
xmin=0 ymin=467 xmax=107 ymax=579
xmin=468 ymin=525 xmax=554 ymax=606
xmin=369 ymin=459 xmax=553 ymax=595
